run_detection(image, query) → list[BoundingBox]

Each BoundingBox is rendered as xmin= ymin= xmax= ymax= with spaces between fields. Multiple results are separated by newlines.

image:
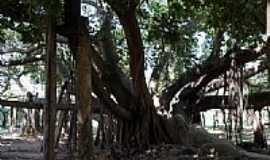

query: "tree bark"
xmin=43 ymin=6 xmax=57 ymax=160
xmin=104 ymin=1 xmax=171 ymax=148
xmin=76 ymin=21 xmax=93 ymax=159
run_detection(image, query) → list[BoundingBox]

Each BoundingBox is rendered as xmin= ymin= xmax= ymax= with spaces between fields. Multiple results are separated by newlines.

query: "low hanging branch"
xmin=0 ymin=98 xmax=73 ymax=110
xmin=0 ymin=44 xmax=44 ymax=55
xmin=0 ymin=55 xmax=45 ymax=67
xmin=206 ymin=62 xmax=267 ymax=93
xmin=161 ymin=44 xmax=270 ymax=109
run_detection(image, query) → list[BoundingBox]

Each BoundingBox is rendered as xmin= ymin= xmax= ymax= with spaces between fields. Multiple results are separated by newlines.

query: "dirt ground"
xmin=0 ymin=135 xmax=70 ymax=160
xmin=2 ymin=127 xmax=270 ymax=160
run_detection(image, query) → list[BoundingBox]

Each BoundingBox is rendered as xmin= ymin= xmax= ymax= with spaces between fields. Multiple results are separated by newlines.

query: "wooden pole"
xmin=55 ymin=81 xmax=69 ymax=148
xmin=43 ymin=5 xmax=57 ymax=160
xmin=267 ymin=0 xmax=270 ymax=36
xmin=64 ymin=0 xmax=81 ymax=156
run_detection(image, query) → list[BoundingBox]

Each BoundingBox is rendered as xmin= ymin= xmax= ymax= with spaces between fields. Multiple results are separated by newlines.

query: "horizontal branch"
xmin=161 ymin=44 xmax=270 ymax=109
xmin=205 ymin=62 xmax=267 ymax=93
xmin=0 ymin=98 xmax=102 ymax=113
xmin=0 ymin=44 xmax=44 ymax=55
xmin=0 ymin=55 xmax=45 ymax=67
xmin=197 ymin=91 xmax=270 ymax=111
xmin=0 ymin=99 xmax=73 ymax=110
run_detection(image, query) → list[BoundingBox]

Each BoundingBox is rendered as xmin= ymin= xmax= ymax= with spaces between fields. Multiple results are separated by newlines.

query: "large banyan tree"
xmin=1 ymin=0 xmax=270 ymax=159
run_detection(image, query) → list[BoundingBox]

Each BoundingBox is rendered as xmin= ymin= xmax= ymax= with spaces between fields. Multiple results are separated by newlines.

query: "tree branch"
xmin=92 ymin=68 xmax=133 ymax=120
xmin=0 ymin=44 xmax=45 ymax=55
xmin=0 ymin=55 xmax=45 ymax=67
xmin=205 ymin=62 xmax=267 ymax=93
xmin=160 ymin=44 xmax=270 ymax=109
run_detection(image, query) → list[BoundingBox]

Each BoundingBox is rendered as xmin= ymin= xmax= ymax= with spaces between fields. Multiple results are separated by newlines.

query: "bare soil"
xmin=0 ymin=136 xmax=69 ymax=160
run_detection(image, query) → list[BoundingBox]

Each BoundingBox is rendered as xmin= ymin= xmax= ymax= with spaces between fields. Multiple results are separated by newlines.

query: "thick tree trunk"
xmin=63 ymin=0 xmax=94 ymax=158
xmin=76 ymin=22 xmax=93 ymax=159
xmin=59 ymin=2 xmax=270 ymax=157
xmin=43 ymin=6 xmax=57 ymax=160
xmin=95 ymin=1 xmax=194 ymax=149
xmin=101 ymin=2 xmax=171 ymax=148
xmin=117 ymin=13 xmax=160 ymax=148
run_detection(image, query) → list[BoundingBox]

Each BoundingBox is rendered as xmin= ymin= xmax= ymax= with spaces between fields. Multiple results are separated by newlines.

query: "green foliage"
xmin=112 ymin=24 xmax=130 ymax=74
xmin=135 ymin=0 xmax=267 ymax=93
xmin=139 ymin=0 xmax=204 ymax=89
xmin=0 ymin=0 xmax=268 ymax=96
xmin=0 ymin=0 xmax=66 ymax=97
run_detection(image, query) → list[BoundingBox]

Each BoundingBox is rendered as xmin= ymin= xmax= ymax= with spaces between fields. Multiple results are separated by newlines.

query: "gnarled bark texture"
xmin=76 ymin=22 xmax=93 ymax=159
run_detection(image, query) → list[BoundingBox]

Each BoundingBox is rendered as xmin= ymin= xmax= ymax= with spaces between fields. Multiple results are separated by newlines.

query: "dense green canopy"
xmin=0 ymin=0 xmax=268 ymax=103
